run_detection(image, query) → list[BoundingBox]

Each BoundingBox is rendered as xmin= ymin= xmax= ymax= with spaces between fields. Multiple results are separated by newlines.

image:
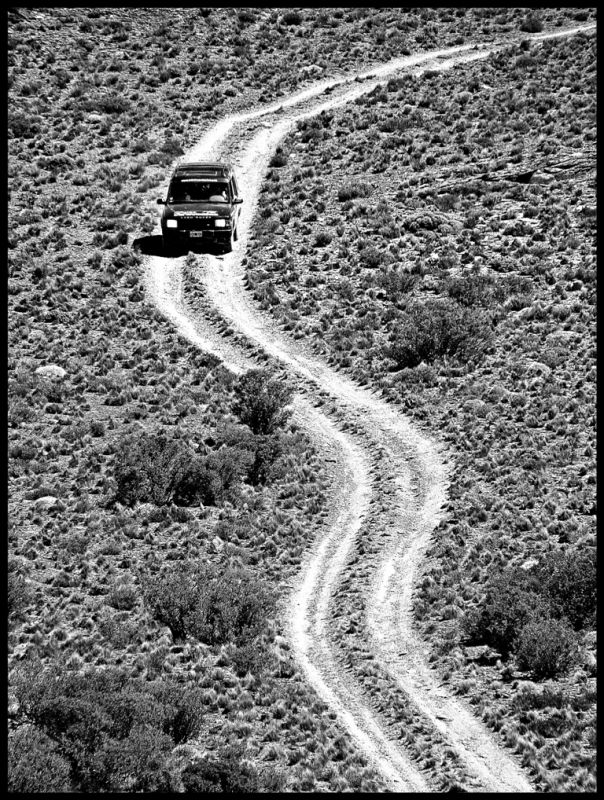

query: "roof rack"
xmin=174 ymin=162 xmax=231 ymax=178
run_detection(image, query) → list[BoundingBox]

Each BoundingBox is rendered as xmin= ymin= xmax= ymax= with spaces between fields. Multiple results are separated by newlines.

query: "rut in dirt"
xmin=144 ymin=25 xmax=594 ymax=791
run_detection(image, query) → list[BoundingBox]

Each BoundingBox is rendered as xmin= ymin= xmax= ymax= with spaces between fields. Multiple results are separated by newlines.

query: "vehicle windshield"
xmin=168 ymin=179 xmax=230 ymax=204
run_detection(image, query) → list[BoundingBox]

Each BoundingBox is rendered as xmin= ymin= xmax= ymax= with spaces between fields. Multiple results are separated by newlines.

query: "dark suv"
xmin=157 ymin=162 xmax=243 ymax=253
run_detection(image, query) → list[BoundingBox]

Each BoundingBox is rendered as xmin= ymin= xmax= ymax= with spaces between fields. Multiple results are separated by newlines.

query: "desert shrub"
xmin=237 ymin=9 xmax=255 ymax=23
xmin=205 ymin=445 xmax=253 ymax=502
xmin=106 ymin=581 xmax=138 ymax=611
xmin=114 ymin=431 xmax=229 ymax=507
xmin=182 ymin=745 xmax=260 ymax=792
xmin=110 ymin=245 xmax=141 ymax=271
xmin=189 ymin=565 xmax=274 ymax=645
xmin=520 ymin=12 xmax=543 ymax=33
xmin=161 ymin=136 xmax=184 ymax=157
xmin=269 ymin=149 xmax=287 ymax=168
xmin=281 ymin=10 xmax=303 ymax=25
xmin=463 ymin=568 xmax=550 ymax=656
xmin=141 ymin=562 xmax=203 ymax=640
xmin=512 ymin=686 xmax=567 ymax=711
xmin=11 ymin=662 xmax=202 ymax=792
xmin=246 ymin=434 xmax=284 ymax=485
xmin=231 ymin=639 xmax=272 ymax=677
xmin=388 ymin=298 xmax=493 ymax=369
xmin=8 ymin=727 xmax=72 ymax=792
xmin=535 ymin=547 xmax=596 ymax=630
xmin=376 ymin=266 xmax=418 ymax=298
xmin=90 ymin=420 xmax=105 ymax=437
xmin=232 ymin=369 xmax=292 ymax=435
xmin=114 ymin=431 xmax=191 ymax=506
xmin=338 ymin=180 xmax=370 ymax=201
xmin=8 ymin=561 xmax=33 ymax=623
xmin=516 ymin=617 xmax=577 ymax=679
xmin=162 ymin=687 xmax=206 ymax=745
xmin=463 ymin=548 xmax=593 ymax=665
xmin=434 ymin=193 xmax=459 ymax=212
xmin=172 ymin=455 xmax=213 ymax=506
xmin=445 ymin=273 xmax=499 ymax=307
xmin=8 ymin=111 xmax=40 ymax=139
xmin=220 ymin=425 xmax=285 ymax=486
xmin=360 ymin=245 xmax=382 ymax=268
xmin=314 ymin=231 xmax=333 ymax=247
xmin=142 ymin=562 xmax=274 ymax=645
xmin=100 ymin=725 xmax=173 ymax=792
xmin=82 ymin=92 xmax=130 ymax=114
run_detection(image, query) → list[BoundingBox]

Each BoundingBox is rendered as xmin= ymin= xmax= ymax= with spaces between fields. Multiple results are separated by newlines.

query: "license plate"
xmin=189 ymin=231 xmax=206 ymax=238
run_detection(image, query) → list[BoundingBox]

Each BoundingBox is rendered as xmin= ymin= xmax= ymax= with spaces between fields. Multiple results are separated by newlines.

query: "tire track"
xmin=145 ymin=25 xmax=594 ymax=791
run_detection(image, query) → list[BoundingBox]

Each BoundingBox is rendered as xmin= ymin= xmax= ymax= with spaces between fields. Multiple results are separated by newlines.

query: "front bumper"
xmin=162 ymin=227 xmax=231 ymax=243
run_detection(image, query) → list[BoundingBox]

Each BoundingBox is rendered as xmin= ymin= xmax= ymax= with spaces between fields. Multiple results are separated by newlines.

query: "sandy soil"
xmin=144 ymin=25 xmax=593 ymax=790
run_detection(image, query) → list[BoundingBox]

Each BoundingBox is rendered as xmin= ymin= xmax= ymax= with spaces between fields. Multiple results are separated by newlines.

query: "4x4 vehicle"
xmin=157 ymin=162 xmax=243 ymax=253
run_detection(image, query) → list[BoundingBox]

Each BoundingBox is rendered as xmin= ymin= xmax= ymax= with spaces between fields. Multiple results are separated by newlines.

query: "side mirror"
xmin=233 ymin=197 xmax=243 ymax=205
xmin=157 ymin=198 xmax=165 ymax=205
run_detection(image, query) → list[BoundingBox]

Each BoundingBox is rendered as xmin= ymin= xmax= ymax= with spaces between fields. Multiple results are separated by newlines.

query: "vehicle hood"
xmin=165 ymin=202 xmax=231 ymax=217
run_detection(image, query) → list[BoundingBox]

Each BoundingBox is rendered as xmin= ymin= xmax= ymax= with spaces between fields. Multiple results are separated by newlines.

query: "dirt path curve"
xmin=145 ymin=25 xmax=594 ymax=791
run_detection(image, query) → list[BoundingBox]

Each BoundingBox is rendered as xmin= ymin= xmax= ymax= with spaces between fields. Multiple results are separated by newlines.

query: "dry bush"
xmin=388 ymin=298 xmax=493 ymax=369
xmin=141 ymin=561 xmax=274 ymax=645
xmin=11 ymin=660 xmax=205 ymax=792
xmin=181 ymin=744 xmax=263 ymax=792
xmin=113 ymin=429 xmax=252 ymax=507
xmin=113 ymin=431 xmax=196 ymax=506
xmin=534 ymin=547 xmax=596 ymax=630
xmin=516 ymin=617 xmax=577 ymax=679
xmin=232 ymin=369 xmax=292 ymax=435
xmin=8 ymin=727 xmax=71 ymax=793
xmin=520 ymin=13 xmax=543 ymax=33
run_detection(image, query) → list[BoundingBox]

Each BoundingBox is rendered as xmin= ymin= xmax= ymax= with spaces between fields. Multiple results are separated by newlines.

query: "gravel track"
xmin=145 ymin=26 xmax=593 ymax=791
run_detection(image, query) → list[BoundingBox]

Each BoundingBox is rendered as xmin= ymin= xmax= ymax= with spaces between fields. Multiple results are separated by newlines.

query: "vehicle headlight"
xmin=214 ymin=218 xmax=227 ymax=228
xmin=166 ymin=219 xmax=178 ymax=229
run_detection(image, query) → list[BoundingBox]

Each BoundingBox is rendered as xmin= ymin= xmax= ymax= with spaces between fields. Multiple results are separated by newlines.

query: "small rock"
xmin=520 ymin=557 xmax=538 ymax=571
xmin=300 ymin=63 xmax=323 ymax=76
xmin=583 ymin=652 xmax=597 ymax=676
xmin=212 ymin=536 xmax=224 ymax=552
xmin=529 ymin=171 xmax=554 ymax=185
xmin=525 ymin=359 xmax=551 ymax=378
xmin=35 ymin=364 xmax=66 ymax=380
xmin=35 ymin=495 xmax=59 ymax=510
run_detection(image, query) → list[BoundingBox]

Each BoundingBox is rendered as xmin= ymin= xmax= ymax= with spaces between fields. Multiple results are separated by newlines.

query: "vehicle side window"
xmin=232 ymin=176 xmax=239 ymax=198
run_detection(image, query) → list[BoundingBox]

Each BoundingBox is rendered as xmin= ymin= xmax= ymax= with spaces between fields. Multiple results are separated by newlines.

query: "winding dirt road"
xmin=145 ymin=25 xmax=594 ymax=791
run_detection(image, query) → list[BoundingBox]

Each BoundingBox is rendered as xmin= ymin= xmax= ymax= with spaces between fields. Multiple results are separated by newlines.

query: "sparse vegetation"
xmin=8 ymin=6 xmax=596 ymax=793
xmin=244 ymin=26 xmax=596 ymax=792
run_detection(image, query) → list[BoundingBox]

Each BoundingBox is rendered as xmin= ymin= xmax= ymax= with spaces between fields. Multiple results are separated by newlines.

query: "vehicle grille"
xmin=178 ymin=218 xmax=215 ymax=231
